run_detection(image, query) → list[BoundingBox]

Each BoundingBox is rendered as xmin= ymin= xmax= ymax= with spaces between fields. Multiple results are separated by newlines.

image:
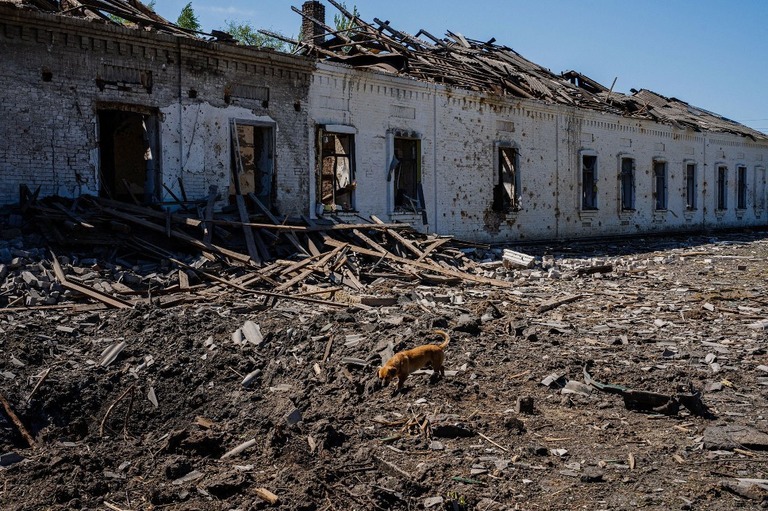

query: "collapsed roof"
xmin=3 ymin=0 xmax=765 ymax=141
xmin=285 ymin=0 xmax=765 ymax=141
xmin=3 ymin=0 xmax=200 ymax=37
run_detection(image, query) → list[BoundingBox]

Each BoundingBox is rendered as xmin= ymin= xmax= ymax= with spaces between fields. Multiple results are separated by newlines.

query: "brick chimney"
xmin=301 ymin=1 xmax=326 ymax=44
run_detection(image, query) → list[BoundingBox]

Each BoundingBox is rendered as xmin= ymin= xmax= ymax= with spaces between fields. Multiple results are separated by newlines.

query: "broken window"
xmin=756 ymin=166 xmax=766 ymax=210
xmin=620 ymin=157 xmax=635 ymax=210
xmin=737 ymin=165 xmax=747 ymax=209
xmin=98 ymin=108 xmax=160 ymax=203
xmin=717 ymin=165 xmax=728 ymax=210
xmin=393 ymin=137 xmax=421 ymax=212
xmin=318 ymin=129 xmax=355 ymax=211
xmin=231 ymin=121 xmax=274 ymax=209
xmin=493 ymin=145 xmax=519 ymax=212
xmin=685 ymin=163 xmax=697 ymax=210
xmin=581 ymin=154 xmax=598 ymax=210
xmin=653 ymin=160 xmax=667 ymax=210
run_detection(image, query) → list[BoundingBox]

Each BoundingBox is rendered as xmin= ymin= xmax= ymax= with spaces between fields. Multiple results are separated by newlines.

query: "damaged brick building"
xmin=2 ymin=0 xmax=767 ymax=242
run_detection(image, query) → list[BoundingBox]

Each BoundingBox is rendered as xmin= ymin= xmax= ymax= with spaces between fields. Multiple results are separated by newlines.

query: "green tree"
xmin=333 ymin=3 xmax=360 ymax=33
xmin=177 ymin=2 xmax=200 ymax=31
xmin=223 ymin=20 xmax=286 ymax=50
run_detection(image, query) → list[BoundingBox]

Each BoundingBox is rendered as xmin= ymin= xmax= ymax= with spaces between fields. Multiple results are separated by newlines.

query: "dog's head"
xmin=378 ymin=365 xmax=397 ymax=384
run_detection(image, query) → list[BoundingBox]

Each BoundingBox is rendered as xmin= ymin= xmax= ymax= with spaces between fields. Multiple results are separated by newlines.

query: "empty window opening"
xmin=756 ymin=167 xmax=766 ymax=210
xmin=685 ymin=163 xmax=697 ymax=210
xmin=98 ymin=108 xmax=159 ymax=203
xmin=318 ymin=130 xmax=355 ymax=211
xmin=620 ymin=157 xmax=635 ymax=210
xmin=393 ymin=137 xmax=421 ymax=212
xmin=581 ymin=154 xmax=598 ymax=210
xmin=493 ymin=146 xmax=519 ymax=212
xmin=231 ymin=121 xmax=274 ymax=210
xmin=737 ymin=165 xmax=747 ymax=209
xmin=717 ymin=165 xmax=728 ymax=210
xmin=653 ymin=160 xmax=667 ymax=210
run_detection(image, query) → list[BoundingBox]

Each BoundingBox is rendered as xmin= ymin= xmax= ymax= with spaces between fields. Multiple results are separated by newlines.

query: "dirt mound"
xmin=3 ymin=231 xmax=768 ymax=510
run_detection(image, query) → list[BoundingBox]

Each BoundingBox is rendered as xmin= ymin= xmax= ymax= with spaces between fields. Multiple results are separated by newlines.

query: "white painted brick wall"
xmin=310 ymin=62 xmax=768 ymax=242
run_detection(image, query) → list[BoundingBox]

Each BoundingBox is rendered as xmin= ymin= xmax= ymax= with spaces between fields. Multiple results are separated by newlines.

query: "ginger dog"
xmin=378 ymin=330 xmax=450 ymax=390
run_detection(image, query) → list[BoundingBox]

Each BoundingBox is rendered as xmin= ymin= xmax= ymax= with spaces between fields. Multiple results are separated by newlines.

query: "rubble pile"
xmin=2 ymin=197 xmax=768 ymax=510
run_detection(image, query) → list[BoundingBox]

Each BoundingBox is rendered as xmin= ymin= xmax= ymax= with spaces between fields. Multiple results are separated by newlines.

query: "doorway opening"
xmin=231 ymin=121 xmax=275 ymax=210
xmin=98 ymin=108 xmax=159 ymax=203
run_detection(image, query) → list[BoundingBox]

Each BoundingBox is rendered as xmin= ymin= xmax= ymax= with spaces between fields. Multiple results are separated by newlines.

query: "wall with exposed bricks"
xmin=2 ymin=5 xmax=766 ymax=242
xmin=310 ymin=62 xmax=768 ymax=242
xmin=0 ymin=5 xmax=313 ymax=215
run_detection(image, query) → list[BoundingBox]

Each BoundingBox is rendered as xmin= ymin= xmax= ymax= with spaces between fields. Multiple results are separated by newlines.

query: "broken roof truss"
xmin=280 ymin=0 xmax=765 ymax=141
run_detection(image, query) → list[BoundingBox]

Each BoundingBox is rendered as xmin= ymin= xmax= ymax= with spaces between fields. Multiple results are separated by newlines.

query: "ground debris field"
xmin=3 ymin=228 xmax=768 ymax=510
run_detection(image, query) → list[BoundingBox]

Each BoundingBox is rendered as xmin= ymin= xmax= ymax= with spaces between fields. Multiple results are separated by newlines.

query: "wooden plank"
xmin=52 ymin=202 xmax=94 ymax=229
xmin=249 ymin=193 xmax=309 ymax=256
xmin=537 ymin=294 xmax=586 ymax=314
xmin=97 ymin=197 xmax=203 ymax=228
xmin=100 ymin=207 xmax=252 ymax=264
xmin=178 ymin=269 xmax=190 ymax=290
xmin=0 ymin=391 xmax=36 ymax=448
xmin=235 ymin=194 xmax=261 ymax=264
xmin=352 ymin=229 xmax=389 ymax=255
xmin=167 ymin=255 xmax=346 ymax=308
xmin=274 ymin=246 xmax=345 ymax=292
xmin=253 ymin=230 xmax=272 ymax=262
xmin=370 ymin=215 xmax=426 ymax=259
xmin=50 ymin=250 xmax=133 ymax=309
xmin=202 ymin=185 xmax=217 ymax=245
xmin=416 ymin=238 xmax=450 ymax=262
xmin=321 ymin=236 xmax=515 ymax=288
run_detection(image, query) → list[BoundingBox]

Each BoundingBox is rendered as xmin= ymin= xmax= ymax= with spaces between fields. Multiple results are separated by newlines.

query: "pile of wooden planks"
xmin=3 ymin=194 xmax=515 ymax=312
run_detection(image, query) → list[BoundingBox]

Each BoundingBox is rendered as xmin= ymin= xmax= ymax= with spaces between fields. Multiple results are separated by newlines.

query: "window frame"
xmin=392 ymin=134 xmax=422 ymax=213
xmin=580 ymin=151 xmax=598 ymax=211
xmin=317 ymin=125 xmax=357 ymax=212
xmin=230 ymin=118 xmax=276 ymax=209
xmin=684 ymin=161 xmax=697 ymax=211
xmin=619 ymin=155 xmax=635 ymax=211
xmin=736 ymin=164 xmax=748 ymax=210
xmin=716 ymin=164 xmax=728 ymax=211
xmin=492 ymin=141 xmax=520 ymax=213
xmin=653 ymin=159 xmax=668 ymax=211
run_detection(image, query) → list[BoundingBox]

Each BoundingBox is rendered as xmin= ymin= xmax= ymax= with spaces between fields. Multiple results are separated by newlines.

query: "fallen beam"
xmin=321 ymin=236 xmax=515 ymax=288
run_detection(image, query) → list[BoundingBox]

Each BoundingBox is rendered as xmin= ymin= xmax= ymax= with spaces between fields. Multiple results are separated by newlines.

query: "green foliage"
xmin=222 ymin=20 xmax=286 ymax=51
xmin=107 ymin=0 xmax=152 ymax=25
xmin=177 ymin=2 xmax=201 ymax=31
xmin=333 ymin=2 xmax=360 ymax=32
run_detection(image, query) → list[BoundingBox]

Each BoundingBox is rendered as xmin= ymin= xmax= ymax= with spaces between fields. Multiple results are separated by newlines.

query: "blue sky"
xmin=154 ymin=1 xmax=768 ymax=134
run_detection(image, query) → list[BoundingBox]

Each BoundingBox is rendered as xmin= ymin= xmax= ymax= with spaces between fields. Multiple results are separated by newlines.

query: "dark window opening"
xmin=685 ymin=163 xmax=697 ymax=210
xmin=717 ymin=166 xmax=728 ymax=210
xmin=98 ymin=108 xmax=159 ymax=203
xmin=393 ymin=137 xmax=421 ymax=212
xmin=654 ymin=160 xmax=667 ymax=210
xmin=581 ymin=154 xmax=598 ymax=210
xmin=493 ymin=146 xmax=519 ymax=212
xmin=318 ymin=131 xmax=355 ymax=211
xmin=737 ymin=165 xmax=747 ymax=209
xmin=620 ymin=157 xmax=635 ymax=210
xmin=231 ymin=122 xmax=274 ymax=210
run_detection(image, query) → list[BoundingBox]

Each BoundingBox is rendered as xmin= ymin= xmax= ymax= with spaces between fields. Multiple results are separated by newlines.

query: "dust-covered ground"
xmin=2 ymin=231 xmax=768 ymax=510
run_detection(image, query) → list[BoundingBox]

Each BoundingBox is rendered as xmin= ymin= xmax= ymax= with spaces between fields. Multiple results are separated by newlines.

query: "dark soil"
xmin=2 ymin=231 xmax=768 ymax=510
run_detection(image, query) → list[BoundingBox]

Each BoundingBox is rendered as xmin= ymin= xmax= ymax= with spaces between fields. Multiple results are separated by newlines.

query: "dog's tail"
xmin=434 ymin=329 xmax=450 ymax=349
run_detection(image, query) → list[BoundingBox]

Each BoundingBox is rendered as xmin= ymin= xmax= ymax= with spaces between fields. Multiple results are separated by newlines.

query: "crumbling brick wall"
xmin=0 ymin=5 xmax=313 ymax=216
